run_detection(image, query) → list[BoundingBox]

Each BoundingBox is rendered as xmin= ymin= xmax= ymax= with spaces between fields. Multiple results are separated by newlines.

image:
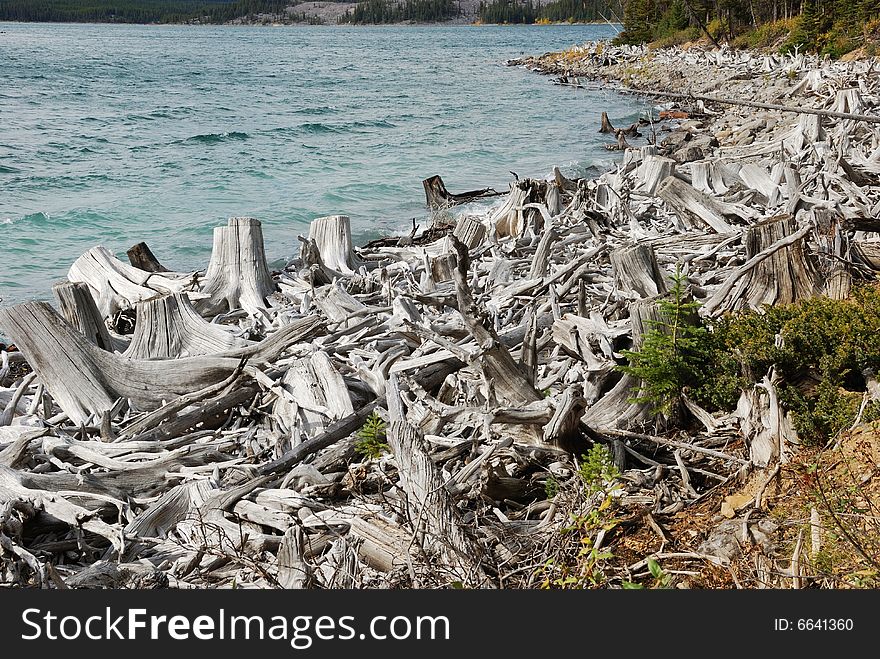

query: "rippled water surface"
xmin=0 ymin=22 xmax=644 ymax=304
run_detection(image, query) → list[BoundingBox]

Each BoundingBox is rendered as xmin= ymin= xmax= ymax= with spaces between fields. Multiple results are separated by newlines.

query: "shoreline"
xmin=1 ymin=43 xmax=879 ymax=589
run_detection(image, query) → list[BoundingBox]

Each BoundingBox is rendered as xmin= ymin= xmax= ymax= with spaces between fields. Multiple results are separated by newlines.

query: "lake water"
xmin=0 ymin=22 xmax=645 ymax=305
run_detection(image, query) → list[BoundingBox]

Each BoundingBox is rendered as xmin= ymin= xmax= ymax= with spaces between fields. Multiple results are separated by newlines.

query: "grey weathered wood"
xmin=125 ymin=293 xmax=250 ymax=359
xmin=611 ymin=244 xmax=669 ymax=298
xmin=387 ymin=374 xmax=491 ymax=587
xmin=308 ymin=215 xmax=362 ymax=276
xmin=656 ymin=176 xmax=734 ymax=233
xmin=201 ymin=216 xmax=276 ymax=314
xmin=52 ymin=281 xmax=115 ymax=351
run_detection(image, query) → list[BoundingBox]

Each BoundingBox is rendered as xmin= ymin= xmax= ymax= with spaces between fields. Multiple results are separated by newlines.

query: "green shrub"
xmin=354 ymin=411 xmax=389 ymax=460
xmin=701 ymin=286 xmax=880 ymax=443
xmin=578 ymin=444 xmax=620 ymax=495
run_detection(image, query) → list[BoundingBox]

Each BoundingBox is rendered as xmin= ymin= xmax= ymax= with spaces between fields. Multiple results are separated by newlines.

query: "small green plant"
xmin=622 ymin=557 xmax=672 ymax=589
xmin=619 ymin=266 xmax=710 ymax=419
xmin=577 ymin=444 xmax=620 ymax=495
xmin=354 ymin=411 xmax=389 ymax=460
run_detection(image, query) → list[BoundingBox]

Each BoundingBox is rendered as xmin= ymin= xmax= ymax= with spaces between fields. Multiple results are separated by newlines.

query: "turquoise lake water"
xmin=0 ymin=22 xmax=646 ymax=305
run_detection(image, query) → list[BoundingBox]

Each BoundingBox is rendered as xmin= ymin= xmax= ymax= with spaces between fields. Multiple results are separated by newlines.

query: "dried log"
xmin=656 ymin=176 xmax=734 ymax=233
xmin=307 ymin=215 xmax=362 ymax=276
xmin=387 ymin=374 xmax=491 ymax=587
xmin=450 ymin=236 xmax=541 ymax=408
xmin=642 ymin=87 xmax=880 ymax=125
xmin=277 ymin=526 xmax=313 ymax=589
xmin=703 ymin=217 xmax=818 ymax=315
xmin=52 ymin=281 xmax=115 ymax=351
xmin=0 ymin=465 xmax=123 ymax=553
xmin=126 ymin=242 xmax=169 ymax=273
xmin=124 ymin=293 xmax=250 ymax=359
xmin=200 ymin=216 xmax=276 ymax=315
xmin=422 ymin=175 xmax=502 ymax=210
xmin=611 ymin=244 xmax=669 ymax=298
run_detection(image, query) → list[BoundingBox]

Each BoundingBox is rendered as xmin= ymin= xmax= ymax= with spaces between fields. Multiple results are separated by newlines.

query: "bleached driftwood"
xmin=200 ymin=216 xmax=276 ymax=315
xmin=52 ymin=281 xmax=114 ymax=352
xmin=124 ymin=293 xmax=250 ymax=359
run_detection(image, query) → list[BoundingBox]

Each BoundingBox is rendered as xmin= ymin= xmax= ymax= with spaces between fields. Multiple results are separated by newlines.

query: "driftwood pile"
xmin=1 ymin=44 xmax=879 ymax=589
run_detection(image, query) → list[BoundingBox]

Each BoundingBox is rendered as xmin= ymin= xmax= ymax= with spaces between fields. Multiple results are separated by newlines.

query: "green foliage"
xmin=700 ymin=285 xmax=880 ymax=443
xmin=614 ymin=0 xmax=876 ymax=57
xmin=478 ymin=0 xmax=614 ymax=25
xmin=577 ymin=444 xmax=620 ymax=495
xmin=619 ymin=266 xmax=710 ymax=419
xmin=343 ymin=0 xmax=459 ymax=24
xmin=354 ymin=411 xmax=389 ymax=460
xmin=0 ymin=0 xmax=293 ymax=24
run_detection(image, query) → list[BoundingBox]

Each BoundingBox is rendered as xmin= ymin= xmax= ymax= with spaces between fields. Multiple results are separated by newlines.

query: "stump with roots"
xmin=124 ymin=293 xmax=251 ymax=360
xmin=200 ymin=217 xmax=276 ymax=315
xmin=307 ymin=214 xmax=362 ymax=276
xmin=610 ymin=243 xmax=669 ymax=299
xmin=52 ymin=281 xmax=114 ymax=352
xmin=582 ymin=297 xmax=660 ymax=429
xmin=68 ymin=245 xmax=186 ymax=320
xmin=704 ymin=215 xmax=819 ymax=315
xmin=0 ymin=301 xmax=321 ymax=425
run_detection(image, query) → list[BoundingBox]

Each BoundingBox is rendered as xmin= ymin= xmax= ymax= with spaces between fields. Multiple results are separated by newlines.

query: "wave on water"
xmin=280 ymin=119 xmax=397 ymax=136
xmin=292 ymin=106 xmax=338 ymax=116
xmin=0 ymin=165 xmax=21 ymax=174
xmin=1 ymin=211 xmax=50 ymax=226
xmin=181 ymin=131 xmax=250 ymax=145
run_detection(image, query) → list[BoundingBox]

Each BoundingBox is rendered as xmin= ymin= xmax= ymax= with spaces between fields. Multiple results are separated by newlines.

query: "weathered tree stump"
xmin=126 ymin=242 xmax=169 ymax=273
xmin=636 ymin=155 xmax=676 ymax=196
xmin=491 ymin=182 xmax=530 ymax=239
xmin=599 ymin=111 xmax=616 ymax=134
xmin=52 ymin=281 xmax=114 ymax=352
xmin=422 ymin=175 xmax=500 ymax=210
xmin=124 ymin=293 xmax=250 ymax=359
xmin=452 ymin=215 xmax=487 ymax=249
xmin=0 ymin=301 xmax=319 ymax=425
xmin=704 ymin=215 xmax=819 ymax=315
xmin=201 ymin=216 xmax=276 ymax=315
xmin=610 ymin=244 xmax=669 ymax=298
xmin=68 ymin=246 xmax=185 ymax=319
xmin=307 ymin=215 xmax=362 ymax=276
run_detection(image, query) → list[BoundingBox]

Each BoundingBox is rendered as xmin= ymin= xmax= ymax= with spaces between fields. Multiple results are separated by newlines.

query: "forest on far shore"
xmin=1 ymin=0 xmax=878 ymax=57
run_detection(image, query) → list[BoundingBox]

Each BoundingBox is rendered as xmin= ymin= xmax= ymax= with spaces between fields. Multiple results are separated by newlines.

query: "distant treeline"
xmin=477 ymin=0 xmax=620 ymax=25
xmin=616 ymin=0 xmax=880 ymax=57
xmin=0 ymin=0 xmax=290 ymax=23
xmin=340 ymin=0 xmax=460 ymax=24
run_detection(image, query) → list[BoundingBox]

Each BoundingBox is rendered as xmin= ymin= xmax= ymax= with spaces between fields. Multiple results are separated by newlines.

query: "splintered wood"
xmin=1 ymin=44 xmax=879 ymax=589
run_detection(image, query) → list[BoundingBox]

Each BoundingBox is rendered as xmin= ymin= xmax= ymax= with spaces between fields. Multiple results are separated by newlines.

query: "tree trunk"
xmin=307 ymin=215 xmax=362 ymax=276
xmin=200 ymin=216 xmax=276 ymax=315
xmin=704 ymin=216 xmax=818 ymax=315
xmin=126 ymin=242 xmax=169 ymax=273
xmin=611 ymin=244 xmax=669 ymax=298
xmin=124 ymin=293 xmax=250 ymax=359
xmin=599 ymin=111 xmax=616 ymax=134
xmin=52 ymin=281 xmax=114 ymax=352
